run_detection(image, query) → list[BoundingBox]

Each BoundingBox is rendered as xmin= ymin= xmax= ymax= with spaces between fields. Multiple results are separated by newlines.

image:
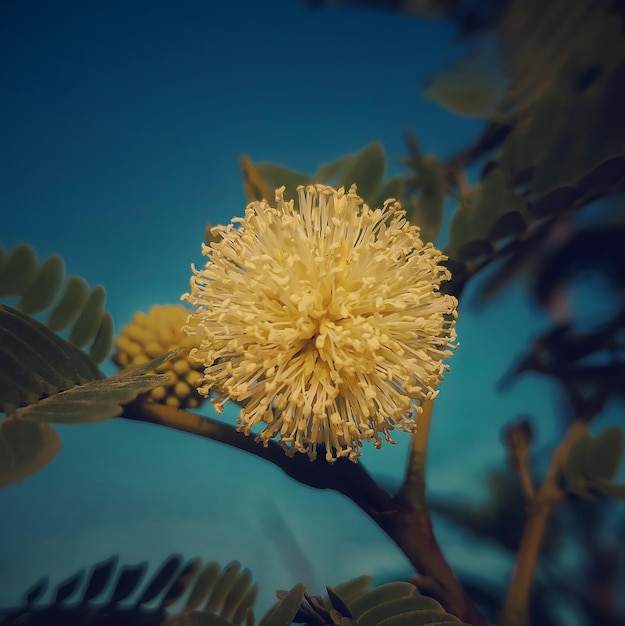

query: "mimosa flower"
xmin=183 ymin=184 xmax=457 ymax=462
xmin=113 ymin=305 xmax=205 ymax=409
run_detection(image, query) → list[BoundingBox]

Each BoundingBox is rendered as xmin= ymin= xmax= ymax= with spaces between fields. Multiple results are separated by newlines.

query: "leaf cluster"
xmin=560 ymin=426 xmax=625 ymax=500
xmin=0 ymin=244 xmax=114 ymax=364
xmin=0 ymin=303 xmax=180 ymax=487
xmin=239 ymin=144 xmax=436 ymax=238
xmin=0 ymin=555 xmax=257 ymax=626
xmin=273 ymin=576 xmax=470 ymax=626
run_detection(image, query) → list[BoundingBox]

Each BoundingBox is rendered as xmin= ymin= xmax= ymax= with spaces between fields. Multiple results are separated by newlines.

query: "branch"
xmin=121 ymin=399 xmax=488 ymax=626
xmin=499 ymin=419 xmax=587 ymax=626
xmin=396 ymin=398 xmax=434 ymax=509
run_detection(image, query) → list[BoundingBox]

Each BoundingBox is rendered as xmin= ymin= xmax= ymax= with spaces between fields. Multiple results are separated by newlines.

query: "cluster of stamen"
xmin=183 ymin=184 xmax=457 ymax=462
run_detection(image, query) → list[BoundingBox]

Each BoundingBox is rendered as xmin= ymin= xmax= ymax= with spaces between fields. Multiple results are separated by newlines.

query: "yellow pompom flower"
xmin=112 ymin=305 xmax=204 ymax=409
xmin=183 ymin=184 xmax=457 ymax=462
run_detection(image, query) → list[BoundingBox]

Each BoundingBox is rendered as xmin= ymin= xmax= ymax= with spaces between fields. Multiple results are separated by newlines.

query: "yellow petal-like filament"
xmin=183 ymin=184 xmax=457 ymax=462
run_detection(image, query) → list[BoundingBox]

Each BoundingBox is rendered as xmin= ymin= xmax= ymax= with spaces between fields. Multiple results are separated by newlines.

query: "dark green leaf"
xmin=16 ymin=254 xmax=65 ymax=315
xmin=231 ymin=585 xmax=258 ymax=626
xmin=185 ymin=562 xmax=222 ymax=612
xmin=14 ymin=351 xmax=178 ymax=424
xmin=45 ymin=275 xmax=89 ymax=332
xmin=581 ymin=60 xmax=625 ymax=171
xmin=326 ymin=586 xmax=353 ymax=618
xmin=358 ymin=596 xmax=447 ymax=626
xmin=583 ymin=426 xmax=624 ymax=482
xmin=222 ymin=569 xmax=253 ymax=620
xmin=473 ymin=167 xmax=507 ymax=231
xmin=338 ymin=143 xmax=386 ymax=202
xmin=317 ymin=152 xmax=359 ymax=185
xmin=560 ymin=433 xmax=594 ymax=498
xmin=254 ymin=162 xmax=314 ymax=200
xmin=25 ymin=578 xmax=48 ymax=606
xmin=446 ymin=206 xmax=474 ymax=260
xmin=408 ymin=156 xmax=446 ymax=242
xmin=135 ymin=554 xmax=182 ymax=605
xmin=258 ymin=584 xmax=307 ymax=626
xmin=488 ymin=211 xmax=527 ymax=242
xmin=0 ymin=416 xmax=62 ymax=487
xmin=160 ymin=558 xmax=202 ymax=609
xmin=331 ymin=576 xmax=373 ymax=604
xmin=68 ymin=286 xmax=106 ymax=348
xmin=82 ymin=556 xmax=119 ymax=603
xmin=0 ymin=244 xmax=38 ymax=298
xmin=89 ymin=311 xmax=115 ymax=364
xmin=424 ymin=46 xmax=505 ymax=119
xmin=53 ymin=571 xmax=84 ymax=605
xmin=458 ymin=239 xmax=493 ymax=263
xmin=204 ymin=561 xmax=241 ymax=614
xmin=348 ymin=582 xmax=415 ymax=618
xmin=378 ymin=610 xmax=462 ymax=625
xmin=370 ymin=176 xmax=403 ymax=212
xmin=0 ymin=303 xmax=103 ymax=415
xmin=530 ymin=122 xmax=589 ymax=198
xmin=592 ymin=482 xmax=625 ymax=500
xmin=109 ymin=563 xmax=148 ymax=604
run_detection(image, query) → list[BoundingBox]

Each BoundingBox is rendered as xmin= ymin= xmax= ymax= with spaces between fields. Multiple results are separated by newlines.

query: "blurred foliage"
xmin=287 ymin=576 xmax=471 ymax=625
xmin=560 ymin=426 xmax=625 ymax=500
xmin=240 ymin=142 xmax=443 ymax=243
xmin=0 ymin=558 xmax=469 ymax=626
xmin=0 ymin=303 xmax=179 ymax=486
xmin=0 ymin=244 xmax=114 ymax=364
xmin=0 ymin=555 xmax=258 ymax=626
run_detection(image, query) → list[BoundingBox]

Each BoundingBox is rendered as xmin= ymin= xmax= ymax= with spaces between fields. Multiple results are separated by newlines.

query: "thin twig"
xmin=396 ymin=399 xmax=434 ymax=509
xmin=498 ymin=419 xmax=587 ymax=626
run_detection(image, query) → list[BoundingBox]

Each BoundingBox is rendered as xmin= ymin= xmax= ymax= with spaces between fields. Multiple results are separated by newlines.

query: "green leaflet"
xmin=0 ymin=244 xmax=114 ymax=363
xmin=258 ymin=584 xmax=306 ymax=626
xmin=0 ymin=303 xmax=103 ymax=415
xmin=243 ymin=143 xmax=396 ymax=205
xmin=9 ymin=347 xmax=179 ymax=423
xmin=424 ymin=45 xmax=505 ymax=119
xmin=336 ymin=142 xmax=386 ymax=202
xmin=185 ymin=562 xmax=224 ymax=612
xmin=560 ymin=426 xmax=625 ymax=500
xmin=184 ymin=561 xmax=258 ymax=626
xmin=290 ymin=576 xmax=470 ymax=626
xmin=446 ymin=166 xmax=528 ymax=264
xmin=0 ymin=317 xmax=180 ymax=486
xmin=2 ymin=555 xmax=258 ymax=626
xmin=358 ymin=596 xmax=450 ymax=626
xmin=0 ymin=417 xmax=61 ymax=488
xmin=239 ymin=143 xmax=449 ymax=245
xmin=582 ymin=426 xmax=624 ymax=483
xmin=0 ymin=243 xmax=39 ymax=297
xmin=348 ymin=582 xmax=417 ymax=617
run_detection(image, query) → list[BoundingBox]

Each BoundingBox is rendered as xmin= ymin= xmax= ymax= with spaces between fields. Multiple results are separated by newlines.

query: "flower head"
xmin=183 ymin=184 xmax=457 ymax=462
xmin=113 ymin=305 xmax=205 ymax=408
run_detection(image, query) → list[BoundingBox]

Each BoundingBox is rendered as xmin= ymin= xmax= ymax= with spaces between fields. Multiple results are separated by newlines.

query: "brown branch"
xmin=498 ymin=419 xmax=587 ymax=626
xmin=396 ymin=399 xmax=434 ymax=509
xmin=122 ymin=399 xmax=488 ymax=626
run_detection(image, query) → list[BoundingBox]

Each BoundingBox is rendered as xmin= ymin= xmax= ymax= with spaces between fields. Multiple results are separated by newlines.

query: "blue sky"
xmin=0 ymin=0 xmax=587 ymax=617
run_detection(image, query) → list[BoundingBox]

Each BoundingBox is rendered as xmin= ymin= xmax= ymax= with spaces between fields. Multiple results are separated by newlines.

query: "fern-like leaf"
xmin=0 ymin=555 xmax=258 ymax=626
xmin=291 ymin=578 xmax=470 ymax=626
xmin=0 ymin=244 xmax=114 ymax=363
